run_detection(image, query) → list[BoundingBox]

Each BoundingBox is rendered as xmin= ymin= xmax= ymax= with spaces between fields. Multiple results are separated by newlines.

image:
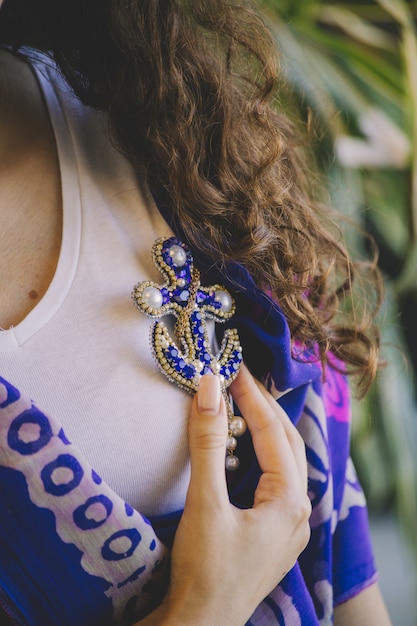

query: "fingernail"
xmin=197 ymin=374 xmax=221 ymax=415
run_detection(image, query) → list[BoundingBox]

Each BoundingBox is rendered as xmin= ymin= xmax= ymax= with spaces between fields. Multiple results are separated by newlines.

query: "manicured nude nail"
xmin=197 ymin=374 xmax=221 ymax=415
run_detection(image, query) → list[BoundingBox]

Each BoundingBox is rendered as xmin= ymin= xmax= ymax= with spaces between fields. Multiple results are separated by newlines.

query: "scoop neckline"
xmin=0 ymin=55 xmax=82 ymax=350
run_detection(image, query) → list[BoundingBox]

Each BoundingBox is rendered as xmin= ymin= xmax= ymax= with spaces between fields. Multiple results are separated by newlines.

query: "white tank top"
xmin=0 ymin=53 xmax=200 ymax=517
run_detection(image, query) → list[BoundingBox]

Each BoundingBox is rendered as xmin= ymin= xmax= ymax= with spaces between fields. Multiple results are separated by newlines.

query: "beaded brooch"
xmin=132 ymin=237 xmax=245 ymax=470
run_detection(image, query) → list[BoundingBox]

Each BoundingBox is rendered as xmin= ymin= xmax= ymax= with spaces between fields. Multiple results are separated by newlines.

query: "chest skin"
xmin=0 ymin=49 xmax=62 ymax=330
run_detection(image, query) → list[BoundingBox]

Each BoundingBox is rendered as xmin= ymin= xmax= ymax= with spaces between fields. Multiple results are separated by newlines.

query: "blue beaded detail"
xmin=131 ymin=237 xmax=242 ymax=394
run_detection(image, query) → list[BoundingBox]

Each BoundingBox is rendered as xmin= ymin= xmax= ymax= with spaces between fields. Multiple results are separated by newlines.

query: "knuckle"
xmin=300 ymin=494 xmax=313 ymax=520
xmin=302 ymin=522 xmax=311 ymax=549
xmin=282 ymin=486 xmax=300 ymax=509
xmin=299 ymin=519 xmax=312 ymax=552
xmin=287 ymin=492 xmax=312 ymax=524
xmin=194 ymin=431 xmax=226 ymax=451
xmin=259 ymin=473 xmax=287 ymax=497
xmin=295 ymin=498 xmax=312 ymax=551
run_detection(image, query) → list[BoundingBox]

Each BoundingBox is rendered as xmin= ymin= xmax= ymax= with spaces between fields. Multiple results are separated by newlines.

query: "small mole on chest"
xmin=29 ymin=290 xmax=38 ymax=300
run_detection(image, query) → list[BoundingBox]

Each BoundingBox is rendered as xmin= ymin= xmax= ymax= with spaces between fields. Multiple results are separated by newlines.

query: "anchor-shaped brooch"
xmin=132 ymin=237 xmax=245 ymax=470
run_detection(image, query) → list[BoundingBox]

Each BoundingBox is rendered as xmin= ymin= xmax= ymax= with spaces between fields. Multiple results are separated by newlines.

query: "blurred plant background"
xmin=259 ymin=0 xmax=417 ymax=602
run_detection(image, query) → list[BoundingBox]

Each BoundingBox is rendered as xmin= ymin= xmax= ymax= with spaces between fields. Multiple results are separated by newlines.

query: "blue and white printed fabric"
xmin=0 ymin=377 xmax=168 ymax=625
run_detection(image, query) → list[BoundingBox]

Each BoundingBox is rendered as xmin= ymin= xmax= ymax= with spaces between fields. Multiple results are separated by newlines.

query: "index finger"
xmin=229 ymin=364 xmax=306 ymax=484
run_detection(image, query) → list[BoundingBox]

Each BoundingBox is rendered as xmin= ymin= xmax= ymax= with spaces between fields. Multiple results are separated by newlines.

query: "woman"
xmin=0 ymin=0 xmax=391 ymax=624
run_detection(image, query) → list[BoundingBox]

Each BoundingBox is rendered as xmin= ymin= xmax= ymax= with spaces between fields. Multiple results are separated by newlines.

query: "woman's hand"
xmin=139 ymin=364 xmax=311 ymax=626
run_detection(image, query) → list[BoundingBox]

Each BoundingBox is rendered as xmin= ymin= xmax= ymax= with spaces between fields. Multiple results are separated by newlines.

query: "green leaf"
xmin=318 ymin=5 xmax=397 ymax=51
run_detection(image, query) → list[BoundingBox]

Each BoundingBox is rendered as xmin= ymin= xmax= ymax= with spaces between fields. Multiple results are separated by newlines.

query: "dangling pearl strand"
xmin=211 ymin=286 xmax=245 ymax=471
xmin=222 ymin=388 xmax=247 ymax=471
xmin=225 ymin=455 xmax=241 ymax=472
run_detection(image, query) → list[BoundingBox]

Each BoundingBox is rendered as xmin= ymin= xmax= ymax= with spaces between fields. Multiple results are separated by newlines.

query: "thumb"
xmin=187 ymin=375 xmax=229 ymax=503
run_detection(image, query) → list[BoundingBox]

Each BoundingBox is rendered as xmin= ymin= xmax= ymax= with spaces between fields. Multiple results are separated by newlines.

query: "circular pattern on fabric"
xmin=101 ymin=528 xmax=141 ymax=561
xmin=41 ymin=454 xmax=84 ymax=496
xmin=73 ymin=495 xmax=113 ymax=530
xmin=7 ymin=409 xmax=53 ymax=456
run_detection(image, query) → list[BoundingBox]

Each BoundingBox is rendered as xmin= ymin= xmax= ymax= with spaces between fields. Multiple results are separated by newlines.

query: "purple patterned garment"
xmin=0 ymin=290 xmax=377 ymax=625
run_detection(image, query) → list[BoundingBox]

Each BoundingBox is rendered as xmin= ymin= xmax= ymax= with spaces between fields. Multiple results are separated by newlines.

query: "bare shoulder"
xmin=334 ymin=583 xmax=392 ymax=626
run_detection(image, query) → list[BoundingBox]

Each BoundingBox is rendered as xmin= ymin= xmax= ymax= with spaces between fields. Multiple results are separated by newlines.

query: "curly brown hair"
xmin=0 ymin=0 xmax=383 ymax=393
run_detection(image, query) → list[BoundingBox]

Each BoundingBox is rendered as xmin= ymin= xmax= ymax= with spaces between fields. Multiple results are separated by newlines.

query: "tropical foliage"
xmin=260 ymin=0 xmax=417 ymax=561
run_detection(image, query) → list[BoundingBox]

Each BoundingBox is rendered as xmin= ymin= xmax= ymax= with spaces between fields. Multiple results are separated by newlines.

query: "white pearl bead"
xmin=225 ymin=455 xmax=240 ymax=471
xmin=142 ymin=286 xmax=163 ymax=309
xmin=215 ymin=290 xmax=233 ymax=313
xmin=211 ymin=360 xmax=221 ymax=374
xmin=168 ymin=245 xmax=187 ymax=268
xmin=227 ymin=436 xmax=238 ymax=451
xmin=177 ymin=278 xmax=186 ymax=287
xmin=230 ymin=417 xmax=247 ymax=437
